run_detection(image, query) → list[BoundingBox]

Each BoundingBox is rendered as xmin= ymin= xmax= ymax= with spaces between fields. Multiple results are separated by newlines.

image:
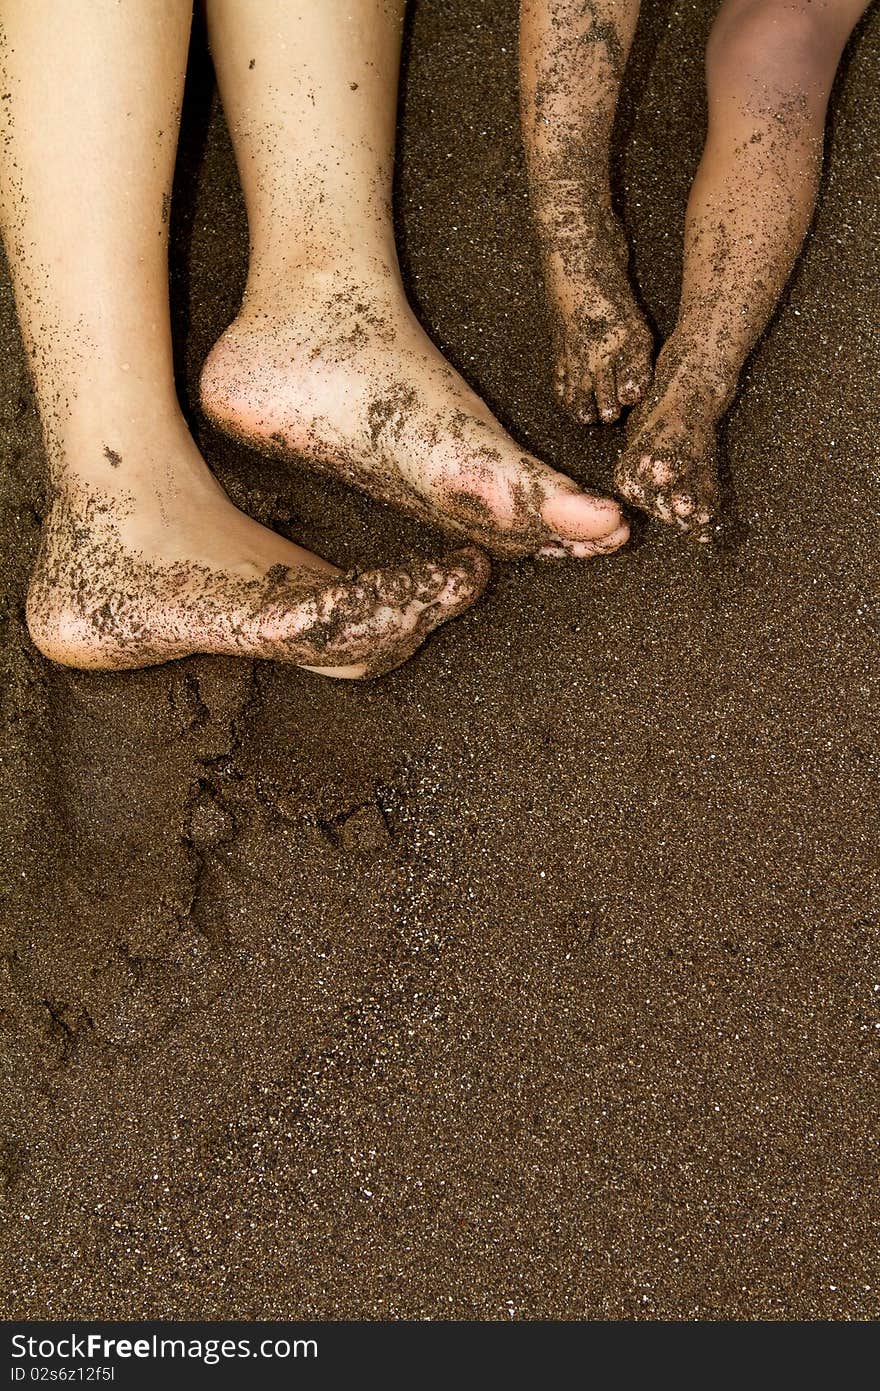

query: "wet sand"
xmin=1 ymin=1 xmax=877 ymax=1320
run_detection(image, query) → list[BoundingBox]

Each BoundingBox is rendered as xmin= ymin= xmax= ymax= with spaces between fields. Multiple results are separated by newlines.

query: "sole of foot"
xmin=26 ymin=491 xmax=490 ymax=679
xmin=198 ymin=286 xmax=630 ymax=563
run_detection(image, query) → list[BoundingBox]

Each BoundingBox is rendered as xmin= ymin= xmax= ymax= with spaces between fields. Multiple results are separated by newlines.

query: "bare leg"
xmin=199 ymin=0 xmax=629 ymax=562
xmin=0 ymin=0 xmax=487 ymax=677
xmin=520 ymin=0 xmax=652 ymax=425
xmin=616 ymin=0 xmax=871 ymax=537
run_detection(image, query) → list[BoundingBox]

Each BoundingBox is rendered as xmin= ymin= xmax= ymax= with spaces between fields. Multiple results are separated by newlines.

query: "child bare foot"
xmin=520 ymin=1 xmax=651 ymax=423
xmin=200 ymin=268 xmax=630 ymax=563
xmin=592 ymin=0 xmax=872 ymax=538
xmin=533 ymin=188 xmax=654 ymax=425
xmin=26 ymin=436 xmax=488 ymax=679
xmin=614 ymin=342 xmax=728 ymax=538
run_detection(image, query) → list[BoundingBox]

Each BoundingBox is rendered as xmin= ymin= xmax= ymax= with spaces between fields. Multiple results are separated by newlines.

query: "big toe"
xmin=541 ymin=483 xmax=628 ymax=555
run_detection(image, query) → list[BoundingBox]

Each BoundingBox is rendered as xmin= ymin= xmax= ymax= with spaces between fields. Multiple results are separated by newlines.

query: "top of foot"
xmin=199 ymin=270 xmax=630 ymax=562
xmin=532 ymin=187 xmax=654 ymax=426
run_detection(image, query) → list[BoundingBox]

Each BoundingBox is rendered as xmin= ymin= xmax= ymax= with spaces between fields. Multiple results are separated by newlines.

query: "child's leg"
xmin=520 ymin=0 xmax=652 ymax=425
xmin=0 ymin=0 xmax=486 ymax=676
xmin=616 ymin=0 xmax=870 ymax=536
xmin=199 ymin=0 xmax=629 ymax=562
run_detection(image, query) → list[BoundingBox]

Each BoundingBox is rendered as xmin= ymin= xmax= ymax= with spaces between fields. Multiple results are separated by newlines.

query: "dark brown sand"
xmin=1 ymin=1 xmax=878 ymax=1320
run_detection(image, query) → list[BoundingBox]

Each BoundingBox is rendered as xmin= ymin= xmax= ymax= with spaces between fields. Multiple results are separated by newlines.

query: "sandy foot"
xmin=26 ymin=484 xmax=489 ymax=679
xmin=614 ymin=342 xmax=728 ymax=538
xmin=533 ymin=192 xmax=654 ymax=426
xmin=199 ymin=272 xmax=630 ymax=561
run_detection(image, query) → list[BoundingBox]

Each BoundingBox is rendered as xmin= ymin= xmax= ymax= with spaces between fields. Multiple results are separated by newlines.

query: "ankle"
xmin=242 ymin=241 xmax=403 ymax=320
xmin=656 ymin=332 xmax=739 ymax=417
xmin=49 ymin=405 xmax=213 ymax=500
xmin=531 ymin=173 xmax=613 ymax=230
xmin=48 ymin=380 xmax=183 ymax=453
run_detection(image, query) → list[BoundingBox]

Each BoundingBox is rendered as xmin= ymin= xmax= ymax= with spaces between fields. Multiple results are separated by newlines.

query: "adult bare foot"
xmin=533 ymin=187 xmax=654 ymax=425
xmin=200 ymin=268 xmax=630 ymax=562
xmin=26 ymin=433 xmax=488 ymax=679
xmin=614 ymin=341 xmax=730 ymax=539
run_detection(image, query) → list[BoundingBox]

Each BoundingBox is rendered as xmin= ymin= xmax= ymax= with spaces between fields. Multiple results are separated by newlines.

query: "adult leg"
xmin=200 ymin=0 xmax=629 ymax=562
xmin=0 ymin=0 xmax=486 ymax=676
xmin=520 ymin=0 xmax=652 ymax=425
xmin=616 ymin=0 xmax=871 ymax=536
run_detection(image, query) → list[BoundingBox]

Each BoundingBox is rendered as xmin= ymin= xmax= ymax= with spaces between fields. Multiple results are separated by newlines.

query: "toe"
xmin=571 ymin=378 xmax=598 ymax=425
xmin=614 ymin=457 xmax=649 ymax=510
xmin=593 ymin=363 xmax=621 ymax=423
xmin=541 ymin=481 xmax=626 ymax=548
xmin=296 ymin=545 xmax=489 ymax=679
xmin=554 ymin=356 xmax=569 ymax=410
xmin=650 ymin=486 xmax=704 ymax=532
xmin=644 ymin=490 xmax=674 ymax=525
xmin=423 ymin=545 xmax=492 ymax=617
xmin=615 ymin=447 xmax=674 ymax=523
xmin=685 ymin=501 xmax=718 ymax=540
xmin=648 ymin=456 xmax=675 ymax=488
xmin=616 ymin=356 xmax=653 ymax=407
xmin=358 ymin=546 xmax=489 ymax=677
xmin=562 ymin=519 xmax=631 ymax=558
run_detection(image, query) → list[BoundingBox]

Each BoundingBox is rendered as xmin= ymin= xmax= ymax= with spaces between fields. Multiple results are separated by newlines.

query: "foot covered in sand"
xmin=532 ymin=186 xmax=654 ymax=425
xmin=26 ymin=473 xmax=488 ymax=679
xmin=199 ymin=269 xmax=630 ymax=561
xmin=614 ymin=342 xmax=729 ymax=539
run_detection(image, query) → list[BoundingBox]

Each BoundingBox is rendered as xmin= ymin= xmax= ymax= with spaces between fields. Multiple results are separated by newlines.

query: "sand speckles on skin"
xmin=24 ymin=480 xmax=488 ymax=675
xmin=0 ymin=0 xmax=877 ymax=1324
xmin=521 ymin=0 xmax=856 ymax=540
